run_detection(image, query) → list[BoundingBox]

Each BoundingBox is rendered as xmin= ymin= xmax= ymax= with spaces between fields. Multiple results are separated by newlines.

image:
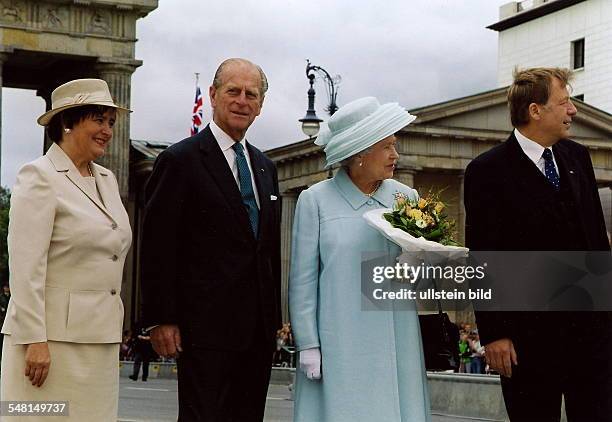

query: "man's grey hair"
xmin=212 ymin=58 xmax=268 ymax=97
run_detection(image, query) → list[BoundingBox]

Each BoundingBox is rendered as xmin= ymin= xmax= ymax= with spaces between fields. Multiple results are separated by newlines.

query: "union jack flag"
xmin=191 ymin=82 xmax=204 ymax=136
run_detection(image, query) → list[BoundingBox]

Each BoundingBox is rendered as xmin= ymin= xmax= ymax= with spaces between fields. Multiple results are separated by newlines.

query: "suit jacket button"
xmin=110 ymin=289 xmax=117 ymax=295
xmin=111 ymin=254 xmax=118 ymax=261
xmin=111 ymin=223 xmax=118 ymax=230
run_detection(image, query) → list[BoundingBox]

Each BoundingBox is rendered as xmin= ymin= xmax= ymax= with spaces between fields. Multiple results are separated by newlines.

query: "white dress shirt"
xmin=210 ymin=120 xmax=260 ymax=208
xmin=514 ymin=128 xmax=560 ymax=179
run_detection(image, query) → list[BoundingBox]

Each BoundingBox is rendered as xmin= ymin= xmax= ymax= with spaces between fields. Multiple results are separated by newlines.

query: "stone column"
xmin=95 ymin=60 xmax=140 ymax=201
xmin=36 ymin=87 xmax=53 ymax=153
xmin=457 ymin=172 xmax=465 ymax=244
xmin=394 ymin=167 xmax=416 ymax=188
xmin=455 ymin=171 xmax=475 ymax=326
xmin=280 ymin=191 xmax=298 ymax=323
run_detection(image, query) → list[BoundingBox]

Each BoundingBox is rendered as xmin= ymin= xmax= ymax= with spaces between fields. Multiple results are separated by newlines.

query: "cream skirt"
xmin=0 ymin=335 xmax=119 ymax=421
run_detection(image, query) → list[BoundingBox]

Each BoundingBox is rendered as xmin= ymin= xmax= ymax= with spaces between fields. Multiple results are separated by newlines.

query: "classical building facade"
xmin=490 ymin=0 xmax=612 ymax=113
xmin=129 ymin=89 xmax=612 ymax=326
xmin=264 ymin=87 xmax=612 ymax=323
xmin=0 ymin=0 xmax=158 ymax=193
xmin=0 ymin=0 xmax=158 ymax=327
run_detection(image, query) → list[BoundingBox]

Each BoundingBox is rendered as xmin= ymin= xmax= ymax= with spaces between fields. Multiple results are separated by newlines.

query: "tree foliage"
xmin=0 ymin=187 xmax=10 ymax=286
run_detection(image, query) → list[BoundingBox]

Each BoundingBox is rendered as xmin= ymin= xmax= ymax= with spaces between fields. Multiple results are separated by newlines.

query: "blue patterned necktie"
xmin=232 ymin=142 xmax=259 ymax=236
xmin=542 ymin=148 xmax=560 ymax=191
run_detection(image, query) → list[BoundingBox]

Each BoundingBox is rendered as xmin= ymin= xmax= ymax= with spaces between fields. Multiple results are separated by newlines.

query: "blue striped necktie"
xmin=232 ymin=142 xmax=259 ymax=236
xmin=542 ymin=148 xmax=560 ymax=191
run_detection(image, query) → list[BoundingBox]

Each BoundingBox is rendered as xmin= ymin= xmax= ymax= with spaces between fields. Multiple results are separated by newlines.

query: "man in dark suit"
xmin=465 ymin=67 xmax=612 ymax=421
xmin=140 ymin=58 xmax=281 ymax=421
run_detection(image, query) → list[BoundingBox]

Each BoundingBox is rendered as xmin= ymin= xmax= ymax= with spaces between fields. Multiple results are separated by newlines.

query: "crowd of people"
xmin=457 ymin=322 xmax=486 ymax=374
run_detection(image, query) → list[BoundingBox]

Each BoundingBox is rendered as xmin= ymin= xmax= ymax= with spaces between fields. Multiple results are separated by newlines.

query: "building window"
xmin=571 ymin=38 xmax=585 ymax=69
xmin=573 ymin=94 xmax=584 ymax=101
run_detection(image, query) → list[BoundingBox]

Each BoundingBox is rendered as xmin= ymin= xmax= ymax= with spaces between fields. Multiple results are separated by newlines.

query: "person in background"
xmin=120 ymin=329 xmax=134 ymax=361
xmin=469 ymin=331 xmax=485 ymax=375
xmin=0 ymin=285 xmax=9 ymax=355
xmin=458 ymin=332 xmax=472 ymax=373
xmin=129 ymin=328 xmax=156 ymax=381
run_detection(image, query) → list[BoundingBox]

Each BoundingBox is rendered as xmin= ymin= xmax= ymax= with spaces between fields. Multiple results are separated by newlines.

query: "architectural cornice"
xmin=53 ymin=0 xmax=158 ymax=15
xmin=0 ymin=0 xmax=158 ymax=42
xmin=408 ymin=87 xmax=508 ymax=124
xmin=487 ymin=0 xmax=586 ymax=32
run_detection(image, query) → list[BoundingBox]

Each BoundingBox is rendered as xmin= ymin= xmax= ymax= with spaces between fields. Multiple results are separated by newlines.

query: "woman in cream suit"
xmin=0 ymin=79 xmax=132 ymax=421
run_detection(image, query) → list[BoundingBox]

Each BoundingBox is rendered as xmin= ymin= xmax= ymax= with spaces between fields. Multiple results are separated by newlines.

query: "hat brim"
xmin=323 ymin=111 xmax=416 ymax=168
xmin=37 ymin=102 xmax=132 ymax=126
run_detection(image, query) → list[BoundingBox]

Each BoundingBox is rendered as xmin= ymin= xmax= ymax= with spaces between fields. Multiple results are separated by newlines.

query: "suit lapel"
xmin=506 ymin=134 xmax=556 ymax=199
xmin=553 ymin=141 xmax=582 ymax=205
xmin=91 ymin=164 xmax=119 ymax=224
xmin=46 ymin=143 xmax=116 ymax=222
xmin=198 ymin=126 xmax=255 ymax=240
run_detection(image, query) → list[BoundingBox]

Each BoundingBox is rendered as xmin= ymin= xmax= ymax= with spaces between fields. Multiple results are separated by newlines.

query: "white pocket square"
xmin=270 ymin=195 xmax=278 ymax=201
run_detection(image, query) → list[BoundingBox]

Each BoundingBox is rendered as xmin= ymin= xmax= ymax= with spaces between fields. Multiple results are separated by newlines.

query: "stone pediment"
xmin=407 ymin=87 xmax=612 ymax=143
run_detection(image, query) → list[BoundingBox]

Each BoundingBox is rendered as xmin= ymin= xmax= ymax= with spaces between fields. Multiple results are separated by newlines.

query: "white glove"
xmin=299 ymin=347 xmax=321 ymax=380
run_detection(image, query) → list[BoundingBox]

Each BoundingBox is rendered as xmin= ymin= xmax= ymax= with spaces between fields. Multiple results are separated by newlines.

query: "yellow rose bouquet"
xmin=382 ymin=191 xmax=461 ymax=247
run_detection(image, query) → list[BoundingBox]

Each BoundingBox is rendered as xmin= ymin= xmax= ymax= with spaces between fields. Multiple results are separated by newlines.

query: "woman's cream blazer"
xmin=1 ymin=142 xmax=132 ymax=344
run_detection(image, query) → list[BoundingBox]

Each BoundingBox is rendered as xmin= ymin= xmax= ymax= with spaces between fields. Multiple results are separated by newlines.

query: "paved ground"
xmin=118 ymin=378 xmax=495 ymax=422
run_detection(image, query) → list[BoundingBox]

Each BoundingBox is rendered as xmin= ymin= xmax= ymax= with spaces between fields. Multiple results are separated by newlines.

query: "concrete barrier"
xmin=119 ymin=363 xmax=568 ymax=421
xmin=427 ymin=372 xmax=507 ymax=421
xmin=266 ymin=369 xmax=568 ymax=422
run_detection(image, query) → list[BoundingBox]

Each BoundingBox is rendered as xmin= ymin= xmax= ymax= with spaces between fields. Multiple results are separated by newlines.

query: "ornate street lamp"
xmin=299 ymin=59 xmax=341 ymax=138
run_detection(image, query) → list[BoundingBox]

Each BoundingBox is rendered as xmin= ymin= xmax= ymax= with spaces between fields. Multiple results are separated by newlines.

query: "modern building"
xmin=490 ymin=0 xmax=612 ymax=113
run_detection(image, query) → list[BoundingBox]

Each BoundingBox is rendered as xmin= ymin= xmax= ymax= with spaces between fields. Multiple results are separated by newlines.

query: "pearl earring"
xmin=359 ymin=162 xmax=363 ymax=167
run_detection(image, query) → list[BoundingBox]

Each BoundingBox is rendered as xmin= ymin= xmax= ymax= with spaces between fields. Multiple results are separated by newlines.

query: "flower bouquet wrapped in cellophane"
xmin=363 ymin=191 xmax=468 ymax=264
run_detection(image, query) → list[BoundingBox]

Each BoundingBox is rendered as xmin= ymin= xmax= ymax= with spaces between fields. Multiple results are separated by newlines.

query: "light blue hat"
xmin=315 ymin=96 xmax=416 ymax=168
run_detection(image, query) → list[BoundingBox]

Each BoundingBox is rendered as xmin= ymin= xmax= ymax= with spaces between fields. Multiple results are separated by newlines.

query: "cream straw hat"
xmin=37 ymin=78 xmax=131 ymax=126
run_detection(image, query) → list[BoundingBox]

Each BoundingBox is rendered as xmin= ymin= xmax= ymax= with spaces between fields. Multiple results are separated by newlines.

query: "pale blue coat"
xmin=289 ymin=168 xmax=431 ymax=422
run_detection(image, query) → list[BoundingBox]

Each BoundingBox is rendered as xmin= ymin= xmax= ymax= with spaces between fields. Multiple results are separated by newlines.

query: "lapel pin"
xmin=569 ymin=170 xmax=575 ymax=174
xmin=261 ymin=168 xmax=265 ymax=172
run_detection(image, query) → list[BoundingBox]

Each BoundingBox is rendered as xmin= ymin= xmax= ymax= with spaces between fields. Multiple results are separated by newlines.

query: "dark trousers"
xmin=177 ymin=332 xmax=273 ymax=422
xmin=132 ymin=353 xmax=150 ymax=381
xmin=501 ymin=334 xmax=612 ymax=422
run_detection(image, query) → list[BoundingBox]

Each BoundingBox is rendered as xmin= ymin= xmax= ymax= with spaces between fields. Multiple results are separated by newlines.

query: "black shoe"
xmin=142 ymin=378 xmax=147 ymax=382
xmin=129 ymin=375 xmax=137 ymax=381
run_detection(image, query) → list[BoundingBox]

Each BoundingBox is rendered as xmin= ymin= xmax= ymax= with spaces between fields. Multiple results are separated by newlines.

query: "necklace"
xmin=366 ymin=180 xmax=382 ymax=197
xmin=87 ymin=163 xmax=93 ymax=177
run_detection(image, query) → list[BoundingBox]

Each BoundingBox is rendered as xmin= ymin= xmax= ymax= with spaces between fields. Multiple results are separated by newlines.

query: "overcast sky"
xmin=1 ymin=0 xmax=504 ymax=188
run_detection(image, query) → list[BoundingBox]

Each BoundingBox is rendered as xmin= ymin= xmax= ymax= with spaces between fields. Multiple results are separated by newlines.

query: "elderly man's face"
xmin=210 ymin=62 xmax=263 ymax=141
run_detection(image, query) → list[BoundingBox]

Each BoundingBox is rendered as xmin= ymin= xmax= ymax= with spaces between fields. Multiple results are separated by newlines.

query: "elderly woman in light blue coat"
xmin=289 ymin=97 xmax=431 ymax=422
